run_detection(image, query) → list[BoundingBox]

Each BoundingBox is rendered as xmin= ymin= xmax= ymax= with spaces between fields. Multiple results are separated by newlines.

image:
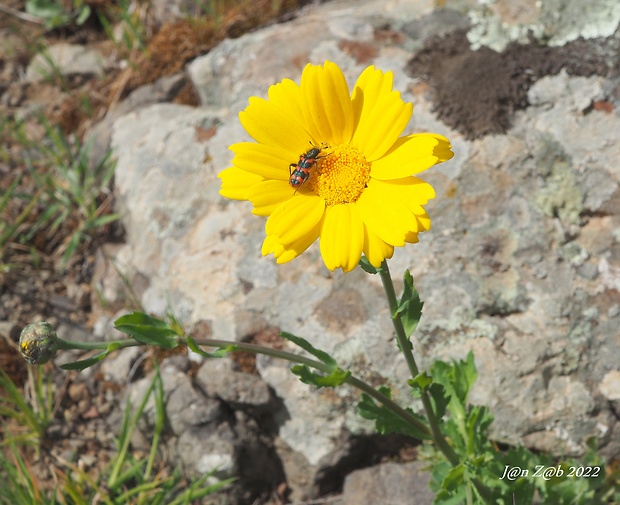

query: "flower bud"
xmin=19 ymin=322 xmax=58 ymax=365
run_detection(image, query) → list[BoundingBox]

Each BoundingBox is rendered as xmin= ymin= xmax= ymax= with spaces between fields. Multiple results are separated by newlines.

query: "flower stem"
xmin=377 ymin=261 xmax=420 ymax=377
xmin=55 ymin=335 xmax=430 ymax=437
xmin=378 ymin=260 xmax=459 ymax=467
xmin=56 ymin=337 xmax=140 ymax=350
xmin=198 ymin=339 xmax=430 ymax=437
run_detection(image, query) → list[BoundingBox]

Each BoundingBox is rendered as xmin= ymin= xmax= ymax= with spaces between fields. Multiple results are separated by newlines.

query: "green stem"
xmin=56 ymin=338 xmax=139 ymax=351
xmin=200 ymin=339 xmax=431 ymax=437
xmin=378 ymin=260 xmax=459 ymax=467
xmin=56 ymin=336 xmax=430 ymax=437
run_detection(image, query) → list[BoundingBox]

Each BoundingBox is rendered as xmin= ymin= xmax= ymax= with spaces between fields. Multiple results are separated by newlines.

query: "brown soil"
xmin=407 ymin=28 xmax=620 ymax=139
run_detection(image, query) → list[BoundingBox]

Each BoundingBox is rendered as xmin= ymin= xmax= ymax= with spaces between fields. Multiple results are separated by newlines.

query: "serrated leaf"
xmin=280 ymin=332 xmax=336 ymax=366
xmin=114 ymin=312 xmax=179 ymax=349
xmin=427 ymin=383 xmax=450 ymax=420
xmin=186 ymin=335 xmax=236 ymax=358
xmin=395 ymin=270 xmax=424 ymax=338
xmin=290 ymin=365 xmax=350 ymax=388
xmin=431 ymin=351 xmax=477 ymax=408
xmin=358 ymin=389 xmax=431 ymax=440
xmin=442 ymin=463 xmax=466 ymax=490
xmin=433 ymin=486 xmax=467 ymax=505
xmin=466 ymin=405 xmax=494 ymax=444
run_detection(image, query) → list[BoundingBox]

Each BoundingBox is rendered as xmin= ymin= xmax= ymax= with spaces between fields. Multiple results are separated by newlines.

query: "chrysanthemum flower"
xmin=219 ymin=61 xmax=453 ymax=272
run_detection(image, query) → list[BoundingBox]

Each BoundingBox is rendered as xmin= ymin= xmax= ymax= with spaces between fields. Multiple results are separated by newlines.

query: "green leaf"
xmin=25 ymin=0 xmax=64 ymax=19
xmin=465 ymin=405 xmax=495 ymax=448
xmin=358 ymin=387 xmax=431 ymax=440
xmin=61 ymin=231 xmax=85 ymax=266
xmin=359 ymin=256 xmax=381 ymax=274
xmin=431 ymin=463 xmax=471 ymax=505
xmin=395 ymin=270 xmax=424 ymax=338
xmin=280 ymin=332 xmax=336 ymax=366
xmin=442 ymin=463 xmax=466 ymax=490
xmin=409 ymin=372 xmax=450 ymax=420
xmin=290 ymin=365 xmax=350 ymax=388
xmin=431 ymin=351 xmax=477 ymax=407
xmin=114 ymin=312 xmax=179 ymax=349
xmin=168 ymin=474 xmax=236 ymax=505
xmin=409 ymin=371 xmax=433 ymax=392
xmin=186 ymin=335 xmax=236 ymax=358
xmin=428 ymin=383 xmax=450 ymax=420
xmin=76 ymin=5 xmax=91 ymax=25
xmin=60 ymin=350 xmax=108 ymax=371
xmin=89 ymin=212 xmax=121 ymax=228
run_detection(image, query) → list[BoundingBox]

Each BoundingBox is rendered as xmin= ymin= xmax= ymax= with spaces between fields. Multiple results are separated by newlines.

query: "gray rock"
xmin=467 ymin=0 xmax=620 ymax=51
xmin=25 ymin=43 xmax=106 ymax=83
xmin=99 ymin=345 xmax=143 ymax=384
xmin=342 ymin=461 xmax=434 ymax=505
xmin=173 ymin=424 xmax=236 ymax=477
xmin=87 ymin=73 xmax=187 ymax=173
xmin=165 ymin=375 xmax=221 ymax=435
xmin=600 ymin=370 xmax=620 ymax=402
xmin=195 ymin=358 xmax=272 ymax=410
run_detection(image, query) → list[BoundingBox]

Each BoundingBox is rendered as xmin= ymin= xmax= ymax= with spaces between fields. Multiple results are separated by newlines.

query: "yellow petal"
xmin=351 ymin=68 xmax=412 ymax=161
xmin=218 ymin=166 xmax=262 ymax=200
xmin=379 ymin=176 xmax=436 ymax=207
xmin=410 ymin=206 xmax=432 ymax=231
xmin=370 ymin=133 xmax=452 ymax=180
xmin=405 ymin=231 xmax=420 ymax=244
xmin=276 ymin=222 xmax=321 ymax=263
xmin=300 ymin=62 xmax=354 ymax=146
xmin=246 ymin=179 xmax=291 ymax=216
xmin=265 ymin=193 xmax=325 ymax=245
xmin=319 ymin=204 xmax=364 ymax=272
xmin=356 ymin=179 xmax=421 ymax=246
xmin=262 ymin=217 xmax=322 ymax=264
xmin=266 ymin=78 xmax=332 ymax=166
xmin=367 ymin=178 xmax=434 ymax=233
xmin=261 ymin=234 xmax=280 ymax=256
xmin=362 ymin=225 xmax=394 ymax=268
xmin=351 ymin=66 xmax=393 ymax=132
xmin=231 ymin=142 xmax=295 ymax=180
xmin=268 ymin=78 xmax=305 ymax=125
xmin=429 ymin=134 xmax=455 ymax=163
xmin=239 ymin=96 xmax=309 ymax=150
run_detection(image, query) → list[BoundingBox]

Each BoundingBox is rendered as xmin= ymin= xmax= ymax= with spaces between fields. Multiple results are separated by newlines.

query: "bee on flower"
xmin=288 ymin=142 xmax=329 ymax=192
xmin=219 ymin=61 xmax=453 ymax=272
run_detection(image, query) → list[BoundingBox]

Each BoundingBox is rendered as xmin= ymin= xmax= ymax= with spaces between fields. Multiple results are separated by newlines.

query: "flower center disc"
xmin=309 ymin=145 xmax=371 ymax=206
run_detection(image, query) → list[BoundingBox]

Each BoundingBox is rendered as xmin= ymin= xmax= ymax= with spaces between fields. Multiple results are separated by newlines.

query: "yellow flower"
xmin=219 ymin=61 xmax=453 ymax=272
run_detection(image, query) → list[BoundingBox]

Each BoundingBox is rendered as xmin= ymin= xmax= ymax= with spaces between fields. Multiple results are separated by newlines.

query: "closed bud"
xmin=19 ymin=322 xmax=58 ymax=365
